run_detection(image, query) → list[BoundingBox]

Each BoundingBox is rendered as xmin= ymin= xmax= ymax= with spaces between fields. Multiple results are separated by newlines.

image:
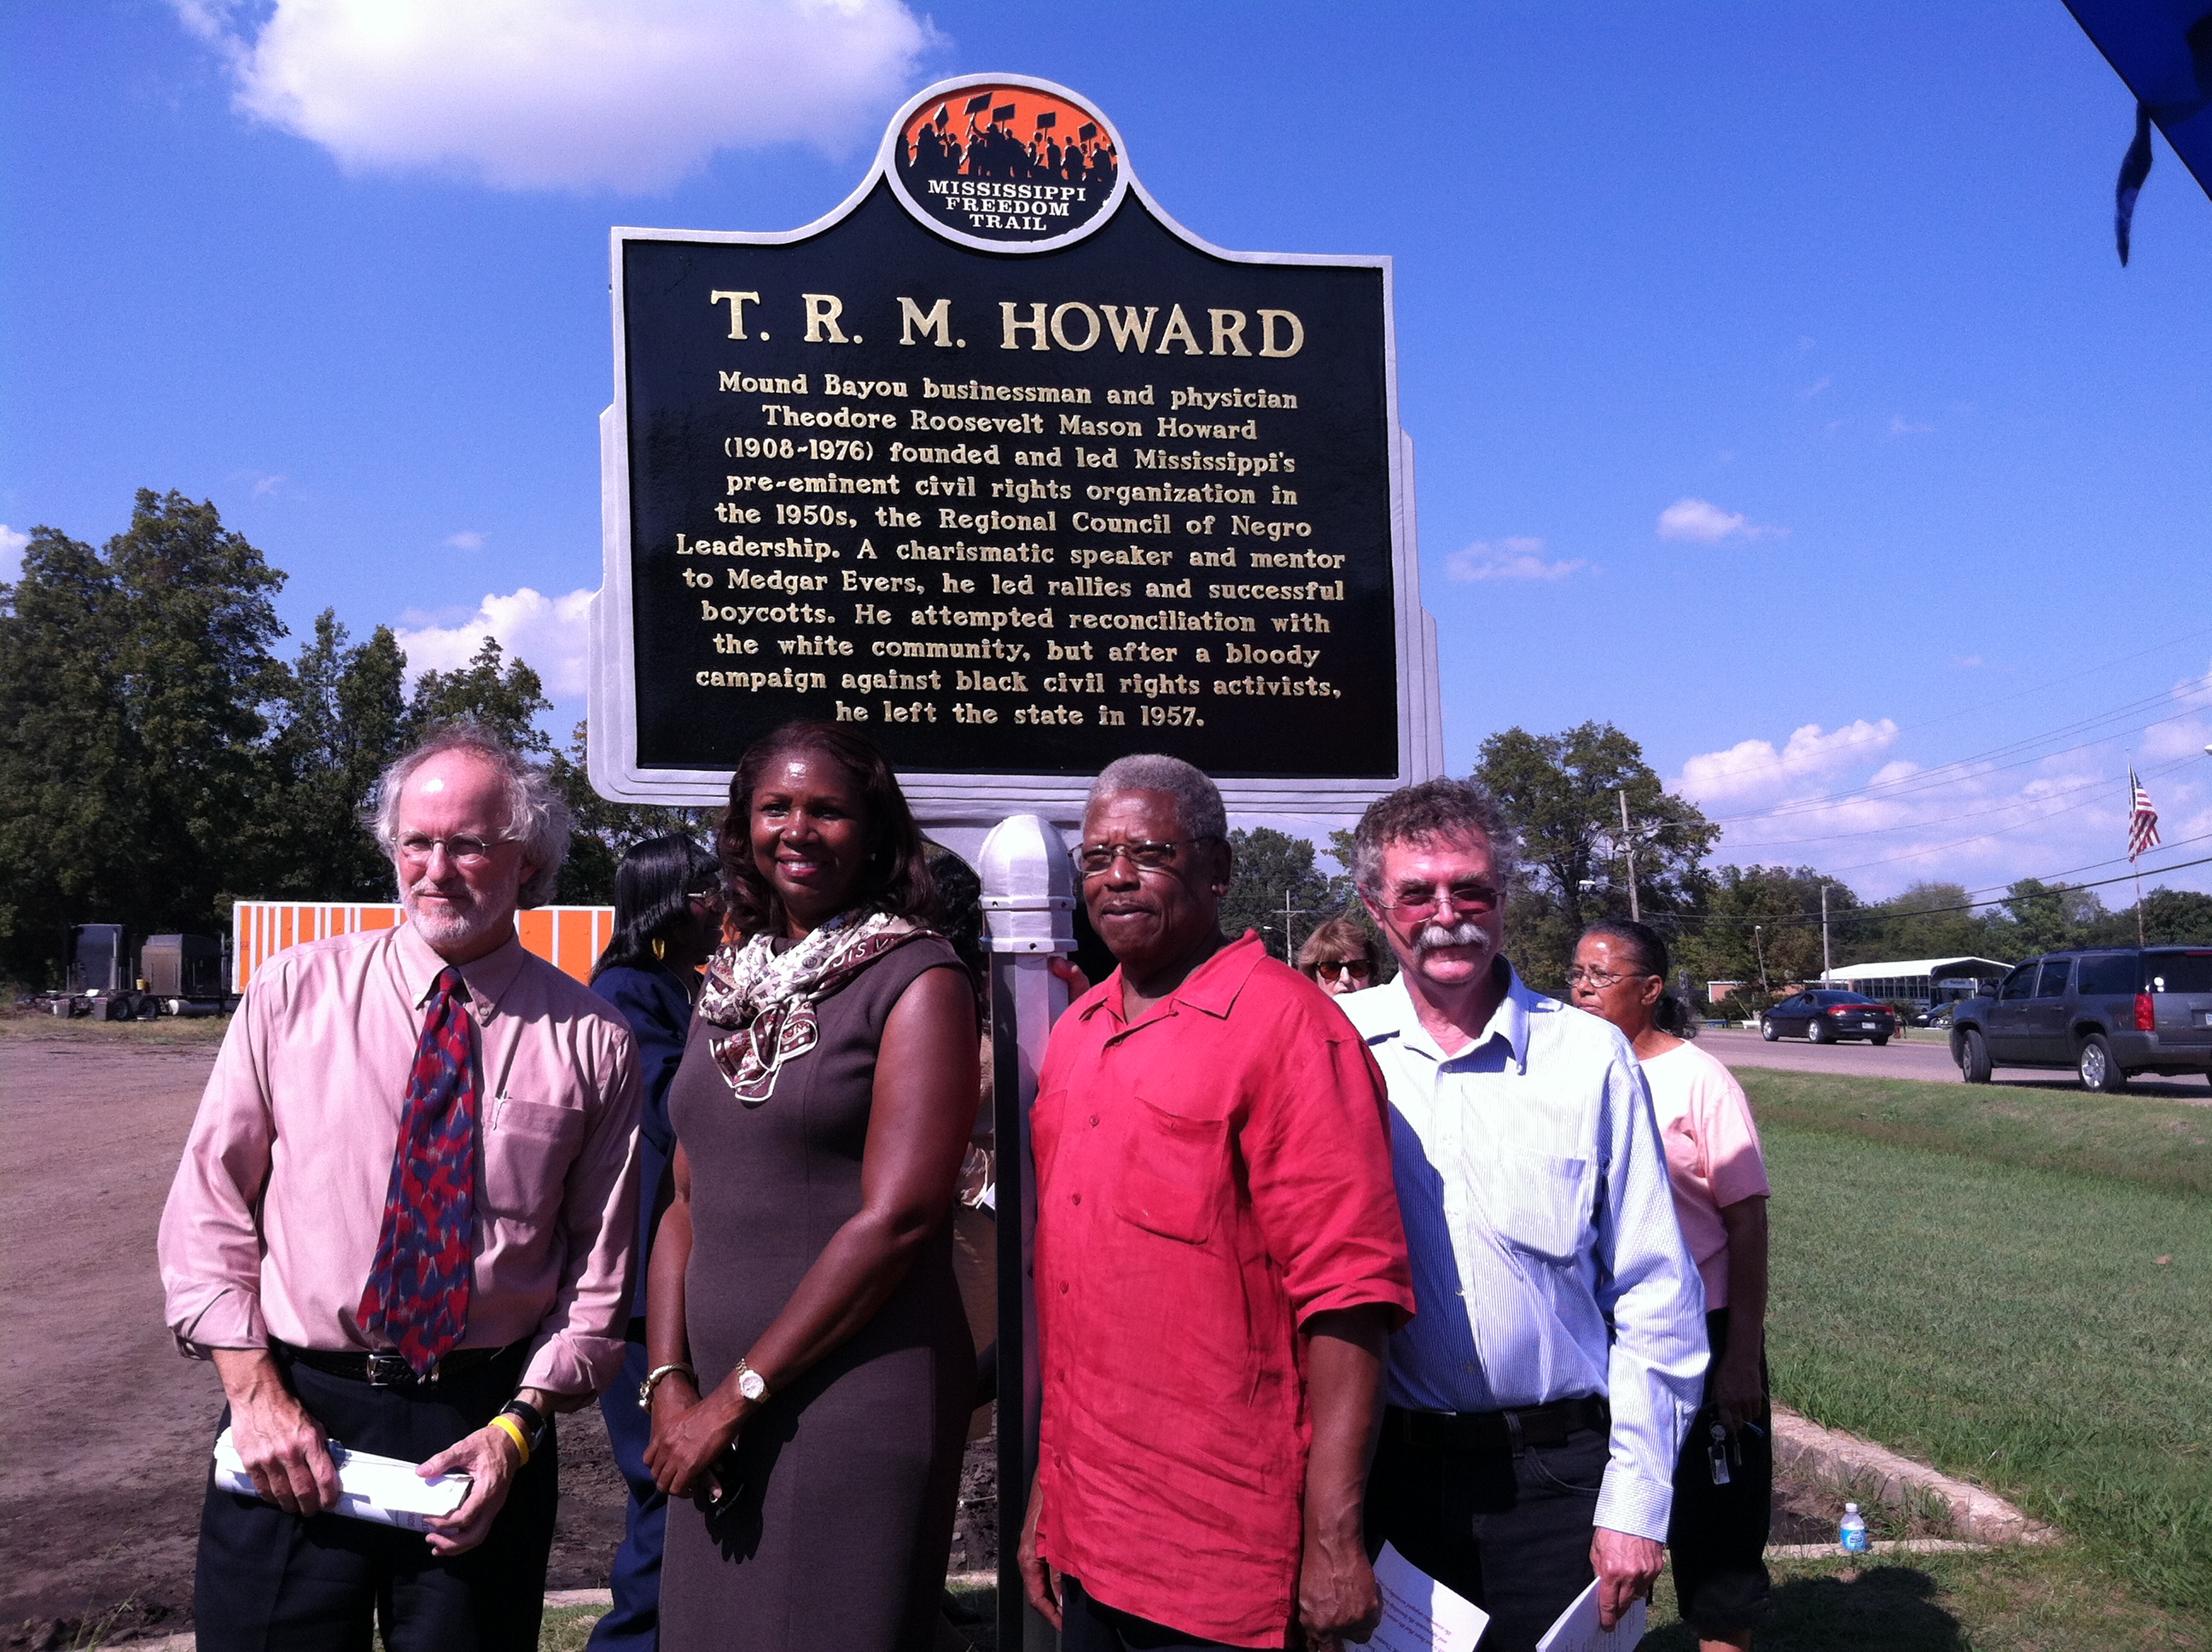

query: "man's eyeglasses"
xmin=1379 ymin=883 xmax=1502 ymax=919
xmin=1564 ymin=966 xmax=1648 ymax=989
xmin=1313 ymin=957 xmax=1371 ymax=982
xmin=1072 ymin=836 xmax=1217 ymax=877
xmin=396 ymin=833 xmax=509 ymax=867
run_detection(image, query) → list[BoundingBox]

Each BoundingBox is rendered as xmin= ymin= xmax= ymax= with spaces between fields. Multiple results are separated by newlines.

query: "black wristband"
xmin=499 ymin=1397 xmax=549 ymax=1451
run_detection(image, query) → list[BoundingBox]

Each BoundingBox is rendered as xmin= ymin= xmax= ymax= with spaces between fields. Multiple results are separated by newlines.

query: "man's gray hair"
xmin=1086 ymin=753 xmax=1228 ymax=841
xmin=367 ymin=721 xmax=571 ymax=908
xmin=1350 ymin=778 xmax=1518 ymax=894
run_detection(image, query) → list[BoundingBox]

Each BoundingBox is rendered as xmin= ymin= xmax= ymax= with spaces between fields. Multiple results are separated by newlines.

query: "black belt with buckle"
xmin=1385 ymin=1395 xmax=1611 ymax=1454
xmin=273 ymin=1338 xmax=527 ymax=1388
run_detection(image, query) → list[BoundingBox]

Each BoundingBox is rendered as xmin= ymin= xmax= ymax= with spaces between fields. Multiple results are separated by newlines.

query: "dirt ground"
xmin=0 ymin=1026 xmax=627 ymax=1646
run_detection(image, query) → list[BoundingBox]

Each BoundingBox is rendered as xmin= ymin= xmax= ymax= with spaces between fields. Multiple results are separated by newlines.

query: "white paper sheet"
xmin=1347 ymin=1542 xmax=1491 ymax=1652
xmin=1534 ymin=1578 xmax=1647 ymax=1652
xmin=212 ymin=1428 xmax=472 ymax=1531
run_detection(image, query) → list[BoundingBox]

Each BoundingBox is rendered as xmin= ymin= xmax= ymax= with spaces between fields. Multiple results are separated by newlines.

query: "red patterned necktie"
xmin=356 ymin=966 xmax=478 ymax=1375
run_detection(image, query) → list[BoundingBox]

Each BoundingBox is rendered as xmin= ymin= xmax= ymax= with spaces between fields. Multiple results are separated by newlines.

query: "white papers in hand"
xmin=1534 ymin=1578 xmax=1646 ymax=1652
xmin=212 ymin=1428 xmax=471 ymax=1531
xmin=1347 ymin=1542 xmax=1490 ymax=1652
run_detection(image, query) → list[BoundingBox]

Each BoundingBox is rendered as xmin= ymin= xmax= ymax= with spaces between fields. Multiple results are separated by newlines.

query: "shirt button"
xmin=1071 ymin=1193 xmax=1081 ymax=1205
xmin=1090 ymin=1114 xmax=1100 ymax=1126
xmin=1060 ymin=1283 xmax=1069 ymax=1294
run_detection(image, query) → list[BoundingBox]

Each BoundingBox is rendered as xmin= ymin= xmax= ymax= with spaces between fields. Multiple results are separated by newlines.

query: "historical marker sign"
xmin=591 ymin=73 xmax=1441 ymax=824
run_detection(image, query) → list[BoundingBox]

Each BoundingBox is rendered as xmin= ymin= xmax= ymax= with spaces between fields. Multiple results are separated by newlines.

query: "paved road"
xmin=1703 ymin=1025 xmax=2212 ymax=1101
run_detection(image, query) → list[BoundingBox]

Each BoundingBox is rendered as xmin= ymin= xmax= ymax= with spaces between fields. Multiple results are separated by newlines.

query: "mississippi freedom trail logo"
xmin=887 ymin=79 xmax=1126 ymax=249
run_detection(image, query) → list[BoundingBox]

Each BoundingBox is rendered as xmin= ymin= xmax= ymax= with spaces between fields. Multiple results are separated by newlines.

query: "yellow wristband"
xmin=490 ymin=1412 xmax=532 ymax=1465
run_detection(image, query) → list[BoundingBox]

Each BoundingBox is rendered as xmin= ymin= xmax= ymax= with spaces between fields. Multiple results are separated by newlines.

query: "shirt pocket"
xmin=480 ymin=1096 xmax=587 ymax=1222
xmin=1113 ymin=1093 xmax=1229 ymax=1245
xmin=1480 ymin=1145 xmax=1594 ymax=1266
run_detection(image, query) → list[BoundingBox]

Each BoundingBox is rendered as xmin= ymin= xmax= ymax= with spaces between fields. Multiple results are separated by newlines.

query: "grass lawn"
xmin=1739 ymin=1066 xmax=2212 ymax=1196
xmin=1739 ymin=1069 xmax=2210 ymax=1632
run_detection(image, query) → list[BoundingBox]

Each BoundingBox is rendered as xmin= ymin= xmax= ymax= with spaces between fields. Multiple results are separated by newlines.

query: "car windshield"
xmin=2145 ymin=952 xmax=2212 ymax=994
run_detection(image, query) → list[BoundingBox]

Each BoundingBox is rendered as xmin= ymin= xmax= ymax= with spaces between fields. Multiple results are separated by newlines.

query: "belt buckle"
xmin=365 ymin=1350 xmax=422 ymax=1387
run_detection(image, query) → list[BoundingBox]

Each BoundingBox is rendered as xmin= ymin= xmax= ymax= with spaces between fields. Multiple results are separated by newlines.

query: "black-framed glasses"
xmin=1564 ymin=966 xmax=1648 ymax=989
xmin=396 ymin=832 xmax=510 ymax=867
xmin=1313 ymin=957 xmax=1372 ymax=982
xmin=1379 ymin=882 xmax=1502 ymax=918
xmin=1071 ymin=836 xmax=1219 ymax=877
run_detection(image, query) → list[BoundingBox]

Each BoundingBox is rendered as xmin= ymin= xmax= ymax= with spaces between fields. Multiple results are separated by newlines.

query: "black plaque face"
xmin=615 ymin=95 xmax=1400 ymax=782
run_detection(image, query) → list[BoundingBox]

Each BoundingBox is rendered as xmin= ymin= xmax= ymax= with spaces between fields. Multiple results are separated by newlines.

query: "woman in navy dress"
xmin=587 ymin=834 xmax=725 ymax=1651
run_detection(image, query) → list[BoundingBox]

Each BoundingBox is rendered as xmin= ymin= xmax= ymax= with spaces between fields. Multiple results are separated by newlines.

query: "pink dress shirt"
xmin=159 ymin=922 xmax=643 ymax=1398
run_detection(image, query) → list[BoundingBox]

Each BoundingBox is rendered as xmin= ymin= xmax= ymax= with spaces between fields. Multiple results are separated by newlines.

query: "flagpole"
xmin=2128 ymin=759 xmax=2146 ymax=946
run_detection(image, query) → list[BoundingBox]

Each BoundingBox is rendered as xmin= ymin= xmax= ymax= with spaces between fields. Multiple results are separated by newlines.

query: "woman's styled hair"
xmin=1296 ymin=912 xmax=1384 ymax=982
xmin=1580 ymin=917 xmax=1697 ymax=1038
xmin=715 ymin=721 xmax=939 ymax=939
xmin=591 ymin=834 xmax=719 ymax=980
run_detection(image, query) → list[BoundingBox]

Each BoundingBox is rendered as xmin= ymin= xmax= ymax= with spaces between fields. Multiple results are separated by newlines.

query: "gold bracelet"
xmin=489 ymin=1412 xmax=533 ymax=1466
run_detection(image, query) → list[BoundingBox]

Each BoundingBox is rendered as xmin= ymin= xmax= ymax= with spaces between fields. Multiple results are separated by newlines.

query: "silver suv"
xmin=1949 ymin=947 xmax=2212 ymax=1092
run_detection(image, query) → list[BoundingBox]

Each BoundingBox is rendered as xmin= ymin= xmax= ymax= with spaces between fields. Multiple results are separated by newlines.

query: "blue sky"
xmin=5 ymin=1 xmax=2209 ymax=902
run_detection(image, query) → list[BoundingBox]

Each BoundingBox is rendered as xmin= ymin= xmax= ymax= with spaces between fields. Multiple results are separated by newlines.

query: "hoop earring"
xmin=652 ymin=937 xmax=667 ymax=961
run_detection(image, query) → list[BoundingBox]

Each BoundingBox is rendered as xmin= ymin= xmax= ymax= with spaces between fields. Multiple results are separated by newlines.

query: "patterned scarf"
xmin=696 ymin=910 xmax=932 ymax=1105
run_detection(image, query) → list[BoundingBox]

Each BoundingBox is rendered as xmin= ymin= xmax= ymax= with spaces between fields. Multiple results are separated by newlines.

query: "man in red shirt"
xmin=1019 ymin=753 xmax=1416 ymax=1651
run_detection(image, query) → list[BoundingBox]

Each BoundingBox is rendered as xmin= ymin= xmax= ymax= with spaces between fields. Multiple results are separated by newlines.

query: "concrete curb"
xmin=1771 ymin=1405 xmax=2058 ymax=1546
xmin=1767 ymin=1538 xmax=1994 ymax=1559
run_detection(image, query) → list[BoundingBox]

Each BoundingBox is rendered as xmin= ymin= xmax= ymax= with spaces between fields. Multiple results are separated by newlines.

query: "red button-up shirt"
xmin=1033 ymin=933 xmax=1415 ymax=1648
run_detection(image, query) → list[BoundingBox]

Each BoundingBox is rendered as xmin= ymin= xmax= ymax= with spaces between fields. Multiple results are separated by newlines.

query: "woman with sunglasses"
xmin=586 ymin=834 xmax=725 ymax=1650
xmin=1295 ymin=912 xmax=1385 ymax=998
xmin=1568 ymin=920 xmax=1772 ymax=1652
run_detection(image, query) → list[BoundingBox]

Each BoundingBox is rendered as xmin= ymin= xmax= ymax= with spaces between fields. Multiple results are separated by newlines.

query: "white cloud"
xmin=445 ymin=530 xmax=486 ymax=550
xmin=1889 ymin=414 xmax=1936 ymax=435
xmin=393 ymin=585 xmax=594 ymax=700
xmin=1656 ymin=497 xmax=1786 ymax=544
xmin=0 ymin=525 xmax=28 ymax=585
xmin=1670 ymin=695 xmax=2212 ymax=900
xmin=174 ymin=0 xmax=935 ymax=192
xmin=1444 ymin=537 xmax=1586 ymax=583
xmin=1953 ymin=654 xmax=1983 ymax=669
xmin=1798 ymin=375 xmax=1831 ymax=399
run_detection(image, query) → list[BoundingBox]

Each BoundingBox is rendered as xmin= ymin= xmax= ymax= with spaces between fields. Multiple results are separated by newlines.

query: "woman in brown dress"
xmin=643 ymin=723 xmax=980 ymax=1650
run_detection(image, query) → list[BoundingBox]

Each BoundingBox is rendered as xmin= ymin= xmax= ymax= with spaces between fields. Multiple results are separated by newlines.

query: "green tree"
xmin=2131 ymin=887 xmax=2212 ymax=944
xmin=1994 ymin=877 xmax=2105 ymax=957
xmin=1858 ymin=881 xmax=1991 ymax=965
xmin=249 ymin=612 xmax=412 ymax=899
xmin=0 ymin=492 xmax=285 ymax=982
xmin=1474 ymin=723 xmax=1719 ymax=989
xmin=1675 ymin=864 xmax=1860 ymax=997
xmin=407 ymin=636 xmax=553 ymax=753
xmin=1220 ymin=827 xmax=1353 ymax=963
xmin=548 ymin=722 xmax=716 ymax=905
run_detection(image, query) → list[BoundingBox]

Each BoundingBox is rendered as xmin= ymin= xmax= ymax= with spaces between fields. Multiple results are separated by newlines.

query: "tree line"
xmin=0 ymin=491 xmax=701 ymax=986
xmin=4 ymin=490 xmax=2204 ymax=991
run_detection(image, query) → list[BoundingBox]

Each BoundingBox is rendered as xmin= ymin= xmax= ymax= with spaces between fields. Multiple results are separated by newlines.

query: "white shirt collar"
xmin=1348 ymin=959 xmax=1535 ymax=1074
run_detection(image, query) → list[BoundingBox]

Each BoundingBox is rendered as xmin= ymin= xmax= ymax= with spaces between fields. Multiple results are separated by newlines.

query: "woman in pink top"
xmin=1571 ymin=920 xmax=1772 ymax=1652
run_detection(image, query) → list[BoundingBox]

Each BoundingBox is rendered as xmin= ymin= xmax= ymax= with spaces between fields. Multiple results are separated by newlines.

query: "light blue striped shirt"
xmin=1342 ymin=966 xmax=1708 ymax=1541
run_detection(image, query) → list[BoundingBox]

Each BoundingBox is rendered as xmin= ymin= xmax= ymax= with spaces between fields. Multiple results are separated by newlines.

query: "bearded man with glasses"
xmin=1337 ymin=779 xmax=1706 ymax=1652
xmin=160 ymin=722 xmax=643 ymax=1650
xmin=1018 ymin=753 xmax=1414 ymax=1652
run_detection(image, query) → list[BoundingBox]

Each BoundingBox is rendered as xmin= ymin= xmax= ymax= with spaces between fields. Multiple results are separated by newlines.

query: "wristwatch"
xmin=733 ymin=1358 xmax=769 ymax=1403
xmin=498 ymin=1397 xmax=549 ymax=1453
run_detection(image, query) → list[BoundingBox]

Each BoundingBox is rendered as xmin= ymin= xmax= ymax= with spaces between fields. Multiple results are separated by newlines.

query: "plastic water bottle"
xmin=1839 ymin=1502 xmax=1869 ymax=1555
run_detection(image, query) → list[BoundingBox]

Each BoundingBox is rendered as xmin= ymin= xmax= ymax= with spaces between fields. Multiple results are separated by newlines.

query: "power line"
xmin=1662 ymin=853 xmax=2212 ymax=930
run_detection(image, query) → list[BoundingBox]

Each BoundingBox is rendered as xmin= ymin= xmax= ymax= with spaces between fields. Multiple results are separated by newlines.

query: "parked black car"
xmin=1948 ymin=946 xmax=2212 ymax=1091
xmin=1760 ymin=990 xmax=1897 ymax=1045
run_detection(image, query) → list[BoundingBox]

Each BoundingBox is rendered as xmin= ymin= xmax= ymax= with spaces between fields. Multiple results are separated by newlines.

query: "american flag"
xmin=2128 ymin=768 xmax=2162 ymax=861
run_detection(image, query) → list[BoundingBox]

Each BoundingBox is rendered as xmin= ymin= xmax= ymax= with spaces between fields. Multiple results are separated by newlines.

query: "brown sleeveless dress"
xmin=659 ymin=936 xmax=975 ymax=1651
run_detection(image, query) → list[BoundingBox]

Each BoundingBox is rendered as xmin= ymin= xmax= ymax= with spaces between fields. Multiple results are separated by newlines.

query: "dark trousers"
xmin=1364 ymin=1415 xmax=1609 ymax=1652
xmin=195 ymin=1347 xmax=556 ymax=1652
xmin=1059 ymin=1577 xmax=1264 ymax=1651
xmin=586 ymin=1335 xmax=667 ymax=1651
xmin=1668 ymin=1307 xmax=1773 ymax=1640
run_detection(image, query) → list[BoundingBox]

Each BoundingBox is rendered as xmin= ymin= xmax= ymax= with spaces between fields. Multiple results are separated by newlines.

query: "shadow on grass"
xmin=1642 ymin=1566 xmax=1963 ymax=1652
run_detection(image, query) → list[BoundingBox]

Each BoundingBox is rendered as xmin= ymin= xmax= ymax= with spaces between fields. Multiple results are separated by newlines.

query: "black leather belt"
xmin=273 ymin=1338 xmax=527 ymax=1388
xmin=1385 ymin=1395 xmax=1610 ymax=1454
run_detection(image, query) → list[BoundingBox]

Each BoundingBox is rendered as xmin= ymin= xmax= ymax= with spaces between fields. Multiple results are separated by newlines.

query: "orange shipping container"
xmin=232 ymin=902 xmax=617 ymax=992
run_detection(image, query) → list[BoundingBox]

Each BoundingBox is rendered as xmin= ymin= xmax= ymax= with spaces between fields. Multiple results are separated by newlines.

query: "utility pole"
xmin=1819 ymin=882 xmax=1832 ymax=985
xmin=1754 ymin=924 xmax=1769 ymax=994
xmin=1619 ymin=789 xmax=1640 ymax=923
